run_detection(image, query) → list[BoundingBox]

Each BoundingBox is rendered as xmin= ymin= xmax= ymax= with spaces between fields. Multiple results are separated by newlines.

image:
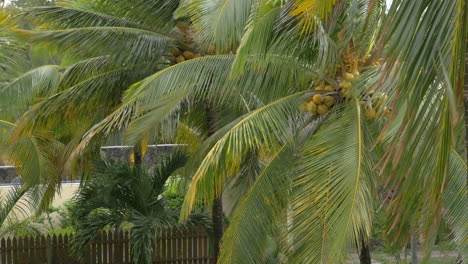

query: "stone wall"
xmin=0 ymin=166 xmax=17 ymax=185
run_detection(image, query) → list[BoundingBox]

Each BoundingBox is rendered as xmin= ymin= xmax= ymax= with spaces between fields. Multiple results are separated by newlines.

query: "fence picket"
xmin=0 ymin=227 xmax=211 ymax=264
xmin=101 ymin=232 xmax=108 ymax=264
xmin=6 ymin=237 xmax=12 ymax=264
xmin=21 ymin=236 xmax=28 ymax=264
xmin=123 ymin=231 xmax=129 ymax=264
xmin=1 ymin=238 xmax=6 ymax=264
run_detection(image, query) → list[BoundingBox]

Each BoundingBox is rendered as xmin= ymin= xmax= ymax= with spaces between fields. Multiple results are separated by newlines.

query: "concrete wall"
xmin=0 ymin=166 xmax=16 ymax=185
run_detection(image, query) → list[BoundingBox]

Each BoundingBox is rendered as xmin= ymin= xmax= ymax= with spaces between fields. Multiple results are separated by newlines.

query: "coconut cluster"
xmin=300 ymin=93 xmax=337 ymax=116
xmin=170 ymin=44 xmax=217 ymax=64
xmin=338 ymin=70 xmax=359 ymax=97
xmin=300 ymin=52 xmax=390 ymax=118
xmin=314 ymin=81 xmax=335 ymax=92
xmin=363 ymin=92 xmax=391 ymax=120
xmin=171 ymin=47 xmax=202 ymax=64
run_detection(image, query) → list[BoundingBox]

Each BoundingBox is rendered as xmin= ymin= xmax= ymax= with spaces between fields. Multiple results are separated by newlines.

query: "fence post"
xmin=46 ymin=236 xmax=53 ymax=264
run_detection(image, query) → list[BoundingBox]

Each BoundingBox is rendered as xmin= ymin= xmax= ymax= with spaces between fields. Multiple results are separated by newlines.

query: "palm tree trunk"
xmin=205 ymin=103 xmax=223 ymax=263
xmin=411 ymin=233 xmax=418 ymax=264
xmin=212 ymin=196 xmax=223 ymax=260
xmin=359 ymin=239 xmax=372 ymax=264
xmin=134 ymin=144 xmax=143 ymax=166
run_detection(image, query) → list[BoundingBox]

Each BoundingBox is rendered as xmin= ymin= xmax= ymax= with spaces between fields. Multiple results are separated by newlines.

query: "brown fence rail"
xmin=0 ymin=227 xmax=214 ymax=264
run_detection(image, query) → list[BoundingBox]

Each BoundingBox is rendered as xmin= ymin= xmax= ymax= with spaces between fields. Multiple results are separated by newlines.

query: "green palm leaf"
xmin=219 ymin=137 xmax=296 ymax=263
xmin=289 ymin=100 xmax=376 ymax=263
xmin=22 ymin=6 xmax=145 ymax=30
xmin=14 ymin=27 xmax=184 ymax=62
xmin=0 ymin=65 xmax=60 ymax=117
xmin=443 ymin=150 xmax=468 ymax=258
xmin=72 ymin=54 xmax=311 ymax=156
xmin=181 ymin=91 xmax=308 ymax=219
xmin=189 ymin=0 xmax=257 ymax=51
xmin=63 ymin=0 xmax=181 ymax=31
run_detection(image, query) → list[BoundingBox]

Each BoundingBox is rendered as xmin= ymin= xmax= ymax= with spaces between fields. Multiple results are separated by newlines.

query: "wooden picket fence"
xmin=0 ymin=227 xmax=214 ymax=264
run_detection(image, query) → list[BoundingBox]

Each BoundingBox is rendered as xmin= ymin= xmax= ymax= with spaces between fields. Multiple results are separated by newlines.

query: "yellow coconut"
xmin=339 ymin=80 xmax=352 ymax=89
xmin=343 ymin=72 xmax=355 ymax=81
xmin=307 ymin=101 xmax=318 ymax=114
xmin=176 ymin=56 xmax=186 ymax=63
xmin=365 ymin=108 xmax=377 ymax=120
xmin=170 ymin=47 xmax=181 ymax=57
xmin=324 ymin=96 xmax=336 ymax=107
xmin=324 ymin=85 xmax=335 ymax=91
xmin=312 ymin=94 xmax=323 ymax=104
xmin=317 ymin=104 xmax=329 ymax=115
xmin=183 ymin=51 xmax=194 ymax=60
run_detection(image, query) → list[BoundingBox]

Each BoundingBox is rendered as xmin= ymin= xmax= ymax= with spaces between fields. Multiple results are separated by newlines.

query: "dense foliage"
xmin=0 ymin=0 xmax=466 ymax=263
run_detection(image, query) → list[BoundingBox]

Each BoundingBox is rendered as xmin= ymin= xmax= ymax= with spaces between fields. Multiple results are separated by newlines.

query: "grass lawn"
xmin=369 ymin=256 xmax=457 ymax=264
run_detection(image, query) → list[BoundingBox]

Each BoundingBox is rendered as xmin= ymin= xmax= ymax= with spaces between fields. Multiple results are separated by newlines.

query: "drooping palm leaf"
xmin=62 ymin=0 xmax=181 ymax=31
xmin=181 ymin=91 xmax=308 ymax=218
xmin=290 ymin=0 xmax=338 ymax=35
xmin=443 ymin=150 xmax=468 ymax=258
xmin=189 ymin=0 xmax=258 ymax=51
xmin=0 ymin=65 xmax=60 ymax=118
xmin=14 ymin=27 xmax=184 ymax=62
xmin=288 ymin=101 xmax=376 ymax=263
xmin=219 ymin=132 xmax=301 ymax=263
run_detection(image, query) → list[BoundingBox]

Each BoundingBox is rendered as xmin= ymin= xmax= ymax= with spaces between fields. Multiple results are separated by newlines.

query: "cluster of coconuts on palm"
xmin=300 ymin=51 xmax=391 ymax=119
xmin=170 ymin=45 xmax=216 ymax=64
xmin=171 ymin=47 xmax=202 ymax=64
xmin=300 ymin=69 xmax=359 ymax=116
xmin=301 ymin=92 xmax=337 ymax=116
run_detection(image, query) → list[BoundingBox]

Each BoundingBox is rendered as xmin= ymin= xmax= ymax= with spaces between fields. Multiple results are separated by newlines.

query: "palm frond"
xmin=290 ymin=0 xmax=338 ymax=35
xmin=219 ymin=141 xmax=294 ymax=263
xmin=21 ymin=6 xmax=146 ymax=30
xmin=14 ymin=27 xmax=184 ymax=62
xmin=181 ymin=91 xmax=308 ymax=219
xmin=62 ymin=0 xmax=181 ymax=31
xmin=11 ymin=59 xmax=157 ymax=144
xmin=8 ymin=133 xmax=63 ymax=188
xmin=231 ymin=5 xmax=281 ymax=75
xmin=189 ymin=0 xmax=257 ymax=51
xmin=71 ymin=54 xmax=310 ymax=159
xmin=370 ymin=0 xmax=466 ymax=248
xmin=443 ymin=150 xmax=468 ymax=258
xmin=288 ymin=100 xmax=376 ymax=263
xmin=0 ymin=13 xmax=29 ymax=80
xmin=0 ymin=183 xmax=29 ymax=226
xmin=0 ymin=65 xmax=60 ymax=117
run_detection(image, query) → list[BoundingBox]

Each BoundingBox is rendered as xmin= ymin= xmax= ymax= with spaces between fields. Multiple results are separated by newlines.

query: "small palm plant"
xmin=69 ymin=152 xmax=210 ymax=264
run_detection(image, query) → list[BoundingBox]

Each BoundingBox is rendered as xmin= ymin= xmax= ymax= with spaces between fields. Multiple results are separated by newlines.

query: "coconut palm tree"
xmin=1 ymin=0 xmax=467 ymax=263
xmin=69 ymin=152 xmax=210 ymax=264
